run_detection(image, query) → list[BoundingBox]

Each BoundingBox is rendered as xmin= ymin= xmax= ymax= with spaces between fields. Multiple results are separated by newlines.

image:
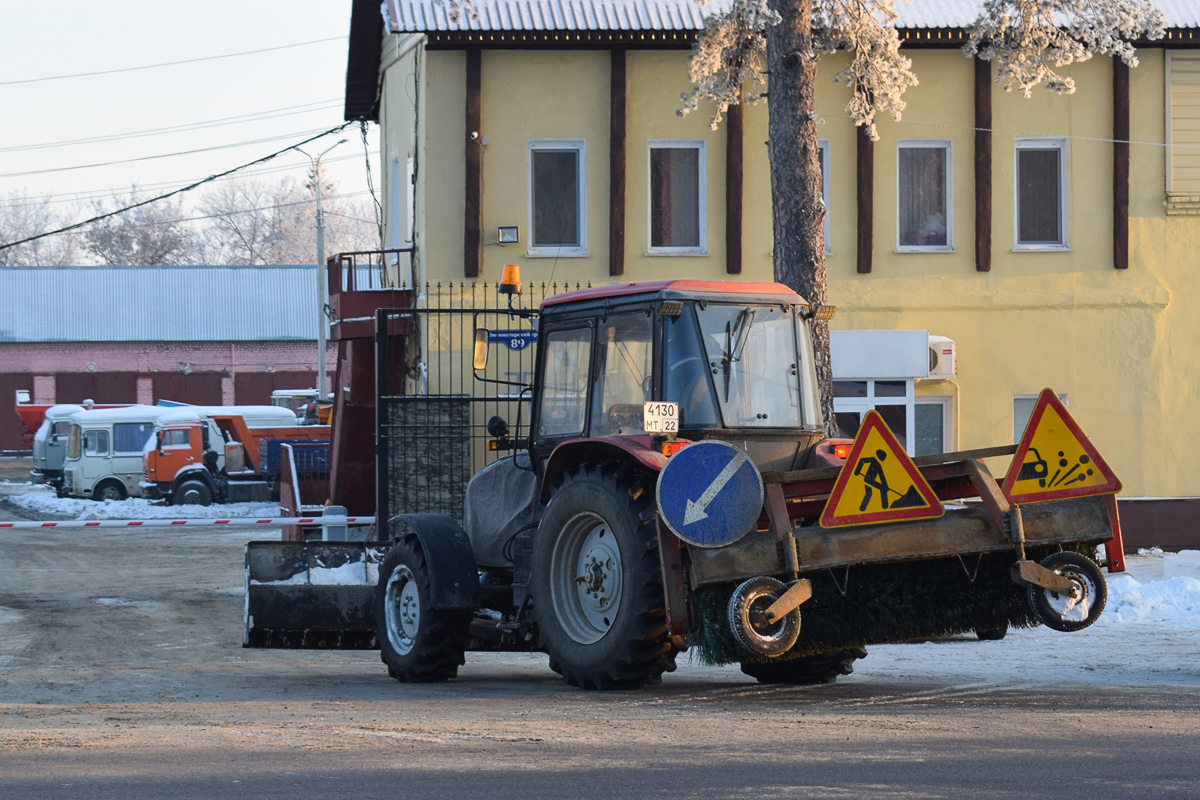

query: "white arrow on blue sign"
xmin=655 ymin=440 xmax=764 ymax=548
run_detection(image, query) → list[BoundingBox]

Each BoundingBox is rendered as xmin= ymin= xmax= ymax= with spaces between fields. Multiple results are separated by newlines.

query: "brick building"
xmin=0 ymin=265 xmax=340 ymax=451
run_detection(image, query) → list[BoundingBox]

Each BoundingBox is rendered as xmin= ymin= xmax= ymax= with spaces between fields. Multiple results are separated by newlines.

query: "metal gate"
xmin=374 ymin=281 xmax=586 ymax=539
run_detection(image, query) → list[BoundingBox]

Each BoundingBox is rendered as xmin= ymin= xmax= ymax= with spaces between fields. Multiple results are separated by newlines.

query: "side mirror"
xmin=473 ymin=328 xmax=490 ymax=370
xmin=156 ymin=432 xmax=163 ymax=453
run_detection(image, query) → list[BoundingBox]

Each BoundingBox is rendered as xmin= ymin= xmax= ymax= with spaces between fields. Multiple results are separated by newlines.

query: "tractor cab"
xmin=524 ymin=280 xmax=829 ymax=476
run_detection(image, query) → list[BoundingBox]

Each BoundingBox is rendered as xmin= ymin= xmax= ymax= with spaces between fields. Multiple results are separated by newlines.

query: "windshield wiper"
xmin=721 ymin=309 xmax=755 ymax=402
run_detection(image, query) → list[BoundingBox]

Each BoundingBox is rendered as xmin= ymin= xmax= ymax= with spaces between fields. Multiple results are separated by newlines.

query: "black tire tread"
xmin=740 ymin=647 xmax=868 ymax=685
xmin=377 ymin=539 xmax=471 ymax=683
xmin=534 ymin=463 xmax=679 ymax=690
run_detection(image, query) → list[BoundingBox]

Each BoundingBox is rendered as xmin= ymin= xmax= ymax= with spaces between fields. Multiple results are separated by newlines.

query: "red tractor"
xmin=245 ymin=278 xmax=1122 ymax=690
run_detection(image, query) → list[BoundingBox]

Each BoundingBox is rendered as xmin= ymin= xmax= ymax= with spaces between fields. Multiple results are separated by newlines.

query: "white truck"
xmin=61 ymin=406 xmax=169 ymax=501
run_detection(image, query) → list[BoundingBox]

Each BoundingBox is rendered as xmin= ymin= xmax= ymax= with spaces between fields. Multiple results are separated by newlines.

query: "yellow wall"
xmin=379 ymin=42 xmax=1200 ymax=498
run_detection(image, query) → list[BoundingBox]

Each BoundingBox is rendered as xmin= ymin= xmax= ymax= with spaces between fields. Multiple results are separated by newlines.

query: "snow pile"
xmin=1098 ymin=553 xmax=1200 ymax=629
xmin=6 ymin=492 xmax=279 ymax=521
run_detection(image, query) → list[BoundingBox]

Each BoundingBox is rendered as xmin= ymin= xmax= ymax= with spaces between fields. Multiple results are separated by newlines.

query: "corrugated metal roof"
xmin=387 ymin=0 xmax=722 ymax=32
xmin=0 ymin=265 xmax=383 ymax=343
xmin=385 ymin=0 xmax=1194 ymax=32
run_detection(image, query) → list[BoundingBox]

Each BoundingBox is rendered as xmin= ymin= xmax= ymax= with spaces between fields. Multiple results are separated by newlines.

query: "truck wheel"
xmin=727 ymin=576 xmax=801 ymax=658
xmin=740 ymin=647 xmax=868 ymax=685
xmin=1027 ymin=551 xmax=1107 ymax=632
xmin=531 ymin=464 xmax=676 ymax=690
xmin=94 ymin=480 xmax=126 ymax=502
xmin=172 ymin=480 xmax=212 ymax=506
xmin=376 ymin=539 xmax=470 ymax=683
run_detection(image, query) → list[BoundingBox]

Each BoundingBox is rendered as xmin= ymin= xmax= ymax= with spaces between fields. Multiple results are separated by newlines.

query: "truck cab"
xmin=32 ymin=404 xmax=87 ymax=492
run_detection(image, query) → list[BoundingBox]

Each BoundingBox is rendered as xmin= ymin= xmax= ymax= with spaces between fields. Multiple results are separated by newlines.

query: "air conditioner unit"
xmin=927 ymin=335 xmax=956 ymax=379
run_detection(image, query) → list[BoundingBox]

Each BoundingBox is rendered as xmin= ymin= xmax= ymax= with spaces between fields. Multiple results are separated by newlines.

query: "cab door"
xmin=154 ymin=427 xmax=198 ymax=482
xmin=80 ymin=429 xmax=111 ymax=491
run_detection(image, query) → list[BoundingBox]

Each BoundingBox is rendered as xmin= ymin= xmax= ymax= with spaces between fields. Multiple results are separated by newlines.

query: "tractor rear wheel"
xmin=376 ymin=539 xmax=470 ymax=683
xmin=531 ymin=464 xmax=676 ymax=690
xmin=740 ymin=647 xmax=868 ymax=685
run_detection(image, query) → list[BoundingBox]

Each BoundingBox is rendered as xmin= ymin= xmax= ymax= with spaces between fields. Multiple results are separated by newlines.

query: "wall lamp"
xmin=497 ymin=226 xmax=519 ymax=245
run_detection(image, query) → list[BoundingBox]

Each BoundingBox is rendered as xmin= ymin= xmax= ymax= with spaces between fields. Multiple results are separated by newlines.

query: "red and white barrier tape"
xmin=0 ymin=516 xmax=375 ymax=530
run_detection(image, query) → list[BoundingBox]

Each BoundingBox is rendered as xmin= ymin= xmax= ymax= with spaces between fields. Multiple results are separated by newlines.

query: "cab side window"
xmin=590 ymin=312 xmax=654 ymax=437
xmin=163 ymin=429 xmax=191 ymax=448
xmin=537 ymin=327 xmax=592 ymax=438
xmin=83 ymin=430 xmax=109 ymax=456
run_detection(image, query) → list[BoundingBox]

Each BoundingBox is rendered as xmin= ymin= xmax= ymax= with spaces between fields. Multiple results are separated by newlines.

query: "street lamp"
xmin=292 ymin=138 xmax=347 ymax=402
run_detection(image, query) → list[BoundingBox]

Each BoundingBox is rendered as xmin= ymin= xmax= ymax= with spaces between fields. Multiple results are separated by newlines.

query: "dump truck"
xmin=141 ymin=406 xmax=329 ymax=505
xmin=245 ymin=275 xmax=1124 ymax=690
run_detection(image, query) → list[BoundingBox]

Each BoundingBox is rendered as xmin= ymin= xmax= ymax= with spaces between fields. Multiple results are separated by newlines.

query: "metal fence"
xmin=375 ymin=281 xmax=589 ymax=532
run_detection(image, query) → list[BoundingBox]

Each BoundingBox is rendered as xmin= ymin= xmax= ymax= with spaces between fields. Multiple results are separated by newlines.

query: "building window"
xmin=1014 ymin=138 xmax=1068 ymax=249
xmin=529 ymin=140 xmax=586 ymax=256
xmin=648 ymin=140 xmax=705 ymax=253
xmin=833 ymin=380 xmax=914 ymax=452
xmin=1167 ymin=52 xmax=1200 ymax=212
xmin=819 ymin=138 xmax=831 ymax=253
xmin=897 ymin=140 xmax=952 ymax=251
xmin=1013 ymin=393 xmax=1068 ymax=443
xmin=914 ymin=397 xmax=951 ymax=457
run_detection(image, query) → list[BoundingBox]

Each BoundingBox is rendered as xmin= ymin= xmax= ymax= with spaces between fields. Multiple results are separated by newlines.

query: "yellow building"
xmin=345 ymin=0 xmax=1200 ymax=545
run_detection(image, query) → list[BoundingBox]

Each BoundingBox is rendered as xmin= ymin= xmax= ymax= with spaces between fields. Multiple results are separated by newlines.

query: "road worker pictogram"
xmin=819 ymin=410 xmax=944 ymax=528
xmin=1002 ymin=388 xmax=1121 ymax=504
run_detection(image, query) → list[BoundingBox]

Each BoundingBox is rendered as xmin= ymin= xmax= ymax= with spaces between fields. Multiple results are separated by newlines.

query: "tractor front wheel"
xmin=376 ymin=539 xmax=470 ymax=682
xmin=531 ymin=464 xmax=676 ymax=690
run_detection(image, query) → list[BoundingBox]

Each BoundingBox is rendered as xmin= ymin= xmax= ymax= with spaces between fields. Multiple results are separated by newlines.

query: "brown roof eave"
xmin=344 ymin=0 xmax=385 ymax=122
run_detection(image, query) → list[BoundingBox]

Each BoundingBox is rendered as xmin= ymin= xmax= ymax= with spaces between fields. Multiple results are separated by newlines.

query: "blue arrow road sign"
xmin=655 ymin=440 xmax=764 ymax=548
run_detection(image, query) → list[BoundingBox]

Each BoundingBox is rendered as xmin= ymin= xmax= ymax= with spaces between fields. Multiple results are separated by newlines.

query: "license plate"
xmin=643 ymin=402 xmax=679 ymax=434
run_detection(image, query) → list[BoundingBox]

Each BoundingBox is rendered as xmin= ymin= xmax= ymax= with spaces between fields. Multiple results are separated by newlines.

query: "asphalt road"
xmin=1 ymin=467 xmax=1198 ymax=799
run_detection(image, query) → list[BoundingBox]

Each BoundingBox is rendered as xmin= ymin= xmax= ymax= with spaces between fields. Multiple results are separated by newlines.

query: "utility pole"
xmin=293 ymin=138 xmax=346 ymax=402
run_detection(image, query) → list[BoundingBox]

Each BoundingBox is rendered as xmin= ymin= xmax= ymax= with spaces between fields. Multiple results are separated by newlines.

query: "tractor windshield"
xmin=673 ymin=303 xmax=818 ymax=430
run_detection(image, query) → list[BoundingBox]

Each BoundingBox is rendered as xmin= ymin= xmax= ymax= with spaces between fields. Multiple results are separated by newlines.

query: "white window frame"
xmin=833 ymin=379 xmax=917 ymax=454
xmin=527 ymin=139 xmax=587 ymax=257
xmin=819 ymin=138 xmax=831 ymax=254
xmin=1013 ymin=393 xmax=1068 ymax=444
xmin=1013 ymin=138 xmax=1069 ymax=251
xmin=914 ymin=395 xmax=953 ymax=456
xmin=896 ymin=139 xmax=954 ymax=253
xmin=646 ymin=139 xmax=706 ymax=255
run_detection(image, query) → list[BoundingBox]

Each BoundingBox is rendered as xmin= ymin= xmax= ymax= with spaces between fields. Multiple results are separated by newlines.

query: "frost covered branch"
xmin=966 ymin=0 xmax=1166 ymax=96
xmin=680 ymin=0 xmax=917 ymax=138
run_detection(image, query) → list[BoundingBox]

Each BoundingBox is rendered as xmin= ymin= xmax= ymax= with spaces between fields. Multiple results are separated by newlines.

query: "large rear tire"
xmin=531 ymin=464 xmax=676 ymax=690
xmin=376 ymin=539 xmax=470 ymax=683
xmin=740 ymin=647 xmax=868 ymax=685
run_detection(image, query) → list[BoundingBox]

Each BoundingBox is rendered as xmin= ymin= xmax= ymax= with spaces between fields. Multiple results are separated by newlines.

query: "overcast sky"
xmin=0 ymin=0 xmax=376 ymax=215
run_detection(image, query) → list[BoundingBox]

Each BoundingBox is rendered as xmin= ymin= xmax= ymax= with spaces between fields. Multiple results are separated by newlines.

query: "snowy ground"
xmin=3 ymin=483 xmax=279 ymax=520
xmin=2 ymin=482 xmax=1199 ymax=688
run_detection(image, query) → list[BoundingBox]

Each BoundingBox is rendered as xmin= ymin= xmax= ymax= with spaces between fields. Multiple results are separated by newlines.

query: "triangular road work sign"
xmin=1002 ymin=388 xmax=1121 ymax=504
xmin=819 ymin=410 xmax=944 ymax=528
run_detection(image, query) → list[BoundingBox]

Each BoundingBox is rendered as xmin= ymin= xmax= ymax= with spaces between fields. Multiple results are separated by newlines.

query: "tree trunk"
xmin=766 ymin=0 xmax=836 ymax=437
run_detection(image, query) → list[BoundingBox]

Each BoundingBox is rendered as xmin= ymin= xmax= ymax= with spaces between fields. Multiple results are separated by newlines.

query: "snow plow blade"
xmin=243 ymin=541 xmax=384 ymax=650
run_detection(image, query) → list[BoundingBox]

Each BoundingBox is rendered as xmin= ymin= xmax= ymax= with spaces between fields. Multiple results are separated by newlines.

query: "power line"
xmin=0 ymin=37 xmax=345 ymax=86
xmin=0 ymin=150 xmax=380 ymax=209
xmin=0 ymin=99 xmax=341 ymax=154
xmin=0 ymin=124 xmax=355 ymax=253
xmin=0 ymin=127 xmax=336 ymax=179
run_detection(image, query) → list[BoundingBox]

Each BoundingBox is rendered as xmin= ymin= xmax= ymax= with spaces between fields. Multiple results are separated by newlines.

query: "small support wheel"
xmin=1027 ymin=551 xmax=1107 ymax=632
xmin=727 ymin=576 xmax=801 ymax=658
xmin=975 ymin=622 xmax=1009 ymax=641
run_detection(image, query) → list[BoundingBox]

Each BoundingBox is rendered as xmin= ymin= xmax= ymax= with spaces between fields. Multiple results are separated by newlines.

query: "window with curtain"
xmin=649 ymin=141 xmax=704 ymax=252
xmin=897 ymin=141 xmax=951 ymax=250
xmin=529 ymin=140 xmax=585 ymax=253
xmin=1015 ymin=139 xmax=1067 ymax=247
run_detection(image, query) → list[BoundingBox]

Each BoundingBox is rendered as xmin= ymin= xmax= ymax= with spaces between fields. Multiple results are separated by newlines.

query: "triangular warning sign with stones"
xmin=819 ymin=410 xmax=944 ymax=528
xmin=1002 ymin=388 xmax=1121 ymax=504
